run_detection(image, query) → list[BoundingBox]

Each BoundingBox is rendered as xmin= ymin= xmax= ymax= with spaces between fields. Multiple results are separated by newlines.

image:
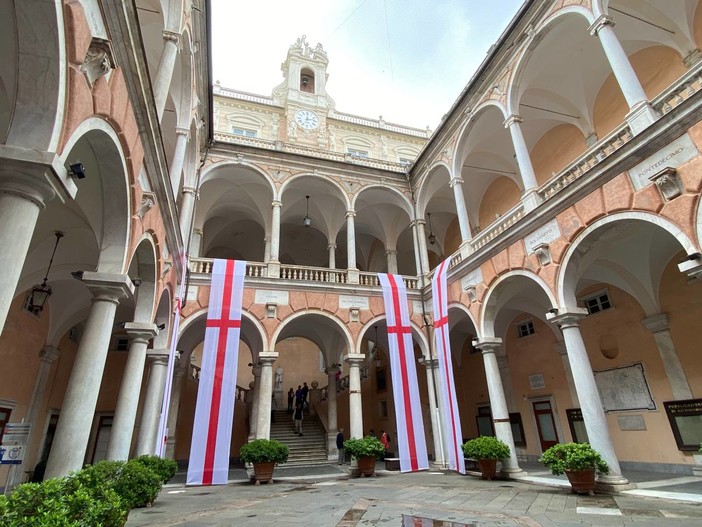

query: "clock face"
xmin=295 ymin=110 xmax=320 ymax=130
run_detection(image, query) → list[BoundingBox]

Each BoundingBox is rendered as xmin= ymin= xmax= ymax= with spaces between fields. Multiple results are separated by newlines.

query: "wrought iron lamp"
xmin=28 ymin=231 xmax=64 ymax=314
xmin=427 ymin=212 xmax=436 ymax=245
xmin=303 ymin=195 xmax=311 ymax=227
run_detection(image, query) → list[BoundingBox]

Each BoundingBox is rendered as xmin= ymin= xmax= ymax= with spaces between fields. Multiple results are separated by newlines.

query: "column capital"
xmin=385 ymin=248 xmax=397 ymax=256
xmin=0 ymin=145 xmax=76 ymax=202
xmin=418 ymin=356 xmax=439 ymax=369
xmin=40 ymin=345 xmax=61 ymax=364
xmin=175 ymin=127 xmax=190 ymax=138
xmin=546 ymin=307 xmax=588 ymax=328
xmin=411 ymin=218 xmax=426 ymax=227
xmin=146 ymin=349 xmax=169 ymax=365
xmin=80 ymin=272 xmax=134 ymax=304
xmin=345 ymin=353 xmax=365 ymax=365
xmin=449 ymin=177 xmax=464 ymax=188
xmin=271 ymin=200 xmax=282 ymax=209
xmin=641 ymin=313 xmax=669 ymax=333
xmin=325 ymin=365 xmax=341 ymax=375
xmin=503 ymin=114 xmax=524 ymax=128
xmin=162 ymin=30 xmax=181 ymax=45
xmin=345 ymin=210 xmax=356 ymax=218
xmin=124 ymin=322 xmax=159 ymax=342
xmin=472 ymin=337 xmax=503 ymax=354
xmin=258 ymin=351 xmax=278 ymax=364
xmin=588 ymin=14 xmax=615 ymax=36
xmin=182 ymin=185 xmax=198 ymax=197
xmin=327 ymin=243 xmax=337 ymax=250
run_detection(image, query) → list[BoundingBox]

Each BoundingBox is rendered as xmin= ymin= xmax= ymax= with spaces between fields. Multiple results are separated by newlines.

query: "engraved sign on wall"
xmin=628 ymin=134 xmax=698 ymax=191
xmin=254 ymin=290 xmax=289 ymax=305
xmin=460 ymin=268 xmax=483 ymax=291
xmin=524 ymin=219 xmax=561 ymax=254
xmin=594 ymin=363 xmax=656 ymax=412
xmin=339 ymin=295 xmax=369 ymax=310
xmin=529 ymin=373 xmax=545 ymax=390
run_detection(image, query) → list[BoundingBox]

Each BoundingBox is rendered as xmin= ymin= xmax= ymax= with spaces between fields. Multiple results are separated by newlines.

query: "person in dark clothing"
xmin=295 ymin=385 xmax=303 ymax=406
xmin=301 ymin=382 xmax=309 ymax=408
xmin=336 ymin=428 xmax=345 ymax=464
xmin=287 ymin=387 xmax=294 ymax=413
xmin=293 ymin=403 xmax=304 ymax=436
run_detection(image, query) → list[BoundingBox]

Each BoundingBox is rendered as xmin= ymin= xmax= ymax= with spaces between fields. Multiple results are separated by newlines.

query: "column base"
xmin=596 ymin=474 xmax=635 ymax=492
xmin=459 ymin=241 xmax=473 ymax=260
xmin=626 ymin=101 xmax=659 ymax=135
xmin=522 ymin=189 xmax=543 ymax=212
xmin=267 ymin=261 xmax=280 ymax=278
xmin=347 ymin=269 xmax=359 ymax=284
xmin=500 ymin=467 xmax=526 ymax=477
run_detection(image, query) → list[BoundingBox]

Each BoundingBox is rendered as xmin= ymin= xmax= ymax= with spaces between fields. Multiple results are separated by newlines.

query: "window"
xmin=475 ymin=406 xmax=494 ymax=437
xmin=347 ymin=148 xmax=368 ymax=158
xmin=566 ymin=408 xmax=589 ymax=444
xmin=0 ymin=406 xmax=11 ymax=442
xmin=115 ymin=338 xmax=129 ymax=351
xmin=231 ymin=127 xmax=257 ymax=138
xmin=582 ymin=291 xmax=612 ymax=314
xmin=664 ymin=399 xmax=702 ymax=451
xmin=517 ymin=320 xmax=535 ymax=338
xmin=509 ymin=413 xmax=526 ymax=447
xmin=376 ymin=368 xmax=387 ymax=392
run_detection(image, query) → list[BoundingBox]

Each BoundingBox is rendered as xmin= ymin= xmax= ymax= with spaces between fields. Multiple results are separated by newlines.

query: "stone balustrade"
xmin=470 ymin=202 xmax=526 ymax=251
xmin=320 ymin=366 xmax=369 ymax=400
xmin=188 ymin=364 xmax=248 ymax=402
xmin=653 ymin=61 xmax=702 ymax=115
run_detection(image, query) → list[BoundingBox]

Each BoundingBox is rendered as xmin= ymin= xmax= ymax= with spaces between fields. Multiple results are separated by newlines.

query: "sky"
xmin=211 ymin=1 xmax=524 ymax=130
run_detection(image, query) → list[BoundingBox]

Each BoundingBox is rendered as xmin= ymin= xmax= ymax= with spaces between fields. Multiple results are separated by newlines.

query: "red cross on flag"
xmin=378 ymin=273 xmax=429 ymax=473
xmin=187 ymin=259 xmax=247 ymax=485
xmin=431 ymin=259 xmax=465 ymax=474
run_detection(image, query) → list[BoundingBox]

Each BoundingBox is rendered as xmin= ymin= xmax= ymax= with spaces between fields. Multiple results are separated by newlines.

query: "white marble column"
xmin=44 ymin=273 xmax=133 ymax=479
xmin=386 ymin=249 xmax=398 ymax=274
xmin=589 ymin=15 xmax=657 ymax=133
xmin=328 ymin=243 xmax=337 ymax=269
xmin=7 ymin=346 xmax=60 ymax=487
xmin=419 ymin=357 xmax=445 ymax=466
xmin=449 ymin=177 xmax=471 ymax=244
xmin=107 ymin=323 xmax=158 ymax=460
xmin=346 ymin=210 xmax=357 ymax=270
xmin=165 ymin=362 xmax=187 ymax=458
xmin=555 ymin=341 xmax=580 ymax=406
xmin=325 ymin=366 xmax=340 ymax=460
xmin=504 ymin=115 xmax=538 ymax=193
xmin=413 ymin=220 xmax=431 ymax=278
xmin=169 ymin=127 xmax=190 ymax=194
xmin=547 ymin=309 xmax=628 ymax=487
xmin=264 ymin=237 xmax=271 ymax=263
xmin=346 ymin=354 xmax=365 ymax=439
xmin=255 ymin=352 xmax=278 ymax=440
xmin=496 ymin=354 xmax=517 ymax=412
xmin=411 ymin=219 xmax=422 ymax=277
xmin=0 ymin=176 xmax=55 ymax=332
xmin=135 ymin=352 xmax=169 ymax=456
xmin=154 ymin=30 xmax=181 ymax=120
xmin=473 ymin=338 xmax=522 ymax=475
xmin=642 ymin=314 xmax=693 ymax=401
xmin=268 ymin=201 xmax=282 ymax=278
xmin=189 ymin=228 xmax=203 ymax=258
xmin=179 ymin=186 xmax=198 ymax=241
xmin=248 ymin=365 xmax=262 ymax=441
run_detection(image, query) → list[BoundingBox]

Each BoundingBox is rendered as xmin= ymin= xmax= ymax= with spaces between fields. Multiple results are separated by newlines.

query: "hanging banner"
xmin=378 ymin=273 xmax=429 ymax=473
xmin=187 ymin=259 xmax=247 ymax=485
xmin=432 ymin=259 xmax=465 ymax=474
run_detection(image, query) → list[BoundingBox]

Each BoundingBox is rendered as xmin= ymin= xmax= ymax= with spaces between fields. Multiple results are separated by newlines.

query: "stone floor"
xmin=126 ymin=463 xmax=702 ymax=527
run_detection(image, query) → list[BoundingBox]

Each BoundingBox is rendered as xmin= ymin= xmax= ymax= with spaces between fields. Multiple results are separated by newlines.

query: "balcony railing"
xmin=280 ymin=264 xmax=347 ymax=283
xmin=189 ymin=364 xmax=248 ymax=402
xmin=652 ymin=60 xmax=702 ymax=114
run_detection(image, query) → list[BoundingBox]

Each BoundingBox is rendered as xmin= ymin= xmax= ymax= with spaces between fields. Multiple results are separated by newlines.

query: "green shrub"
xmin=343 ymin=436 xmax=385 ymax=459
xmin=461 ymin=436 xmax=511 ymax=460
xmin=113 ymin=461 xmax=163 ymax=508
xmin=539 ymin=442 xmax=609 ymax=476
xmin=131 ymin=455 xmax=178 ymax=483
xmin=239 ymin=439 xmax=289 ymax=464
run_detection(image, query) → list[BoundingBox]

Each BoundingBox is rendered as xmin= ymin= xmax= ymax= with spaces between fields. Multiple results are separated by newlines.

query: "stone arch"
xmin=279 ymin=173 xmax=351 ymax=209
xmin=59 ymin=117 xmax=131 ymax=273
xmin=357 ymin=315 xmax=430 ymax=360
xmin=351 ymin=185 xmax=413 ymax=218
xmin=557 ymin=212 xmax=698 ymax=312
xmin=199 ymin=160 xmax=276 ymax=194
xmin=481 ymin=270 xmax=558 ymax=338
xmin=127 ymin=234 xmax=159 ymax=323
xmin=415 ymin=161 xmax=452 ymax=218
xmin=452 ymin=100 xmax=509 ymax=178
xmin=152 ymin=287 xmax=172 ymax=349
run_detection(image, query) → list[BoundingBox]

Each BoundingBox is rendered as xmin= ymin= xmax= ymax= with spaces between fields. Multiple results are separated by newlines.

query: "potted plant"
xmin=239 ymin=439 xmax=289 ymax=485
xmin=461 ymin=436 xmax=511 ymax=480
xmin=344 ymin=436 xmax=385 ymax=477
xmin=539 ymin=442 xmax=609 ymax=495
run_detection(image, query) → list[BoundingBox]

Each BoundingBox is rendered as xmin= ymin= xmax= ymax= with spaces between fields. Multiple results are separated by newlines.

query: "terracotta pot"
xmin=565 ymin=468 xmax=596 ymax=495
xmin=357 ymin=456 xmax=376 ymax=477
xmin=478 ymin=459 xmax=497 ymax=480
xmin=252 ymin=461 xmax=275 ymax=484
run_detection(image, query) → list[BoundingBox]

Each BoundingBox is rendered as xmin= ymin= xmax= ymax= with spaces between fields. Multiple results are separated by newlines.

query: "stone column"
xmin=325 ymin=366 xmax=340 ymax=460
xmin=419 ymin=357 xmax=444 ymax=466
xmin=7 ymin=346 xmax=60 ymax=488
xmin=642 ymin=314 xmax=693 ymax=400
xmin=328 ymin=243 xmax=337 ymax=269
xmin=135 ymin=351 xmax=169 ymax=456
xmin=473 ymin=338 xmax=522 ymax=475
xmin=169 ymin=127 xmax=190 ymax=194
xmin=165 ymin=362 xmax=187 ymax=458
xmin=189 ymin=228 xmax=203 ymax=258
xmin=264 ymin=237 xmax=271 ymax=263
xmin=269 ymin=200 xmax=282 ymax=278
xmin=45 ymin=273 xmax=133 ymax=479
xmin=411 ymin=219 xmax=422 ymax=278
xmin=555 ymin=341 xmax=580 ymax=406
xmin=386 ymin=249 xmax=398 ymax=274
xmin=449 ymin=177 xmax=471 ymax=244
xmin=179 ymin=186 xmax=198 ymax=241
xmin=413 ymin=220 xmax=431 ymax=278
xmin=248 ymin=365 xmax=261 ymax=441
xmin=496 ymin=353 xmax=517 ymax=412
xmin=547 ymin=309 xmax=628 ymax=488
xmin=346 ymin=210 xmax=358 ymax=285
xmin=107 ymin=323 xmax=158 ymax=460
xmin=255 ymin=352 xmax=278 ymax=440
xmin=0 ymin=176 xmax=55 ymax=332
xmin=504 ymin=115 xmax=538 ymax=193
xmin=346 ymin=354 xmax=365 ymax=439
xmin=589 ymin=15 xmax=658 ymax=133
xmin=154 ymin=30 xmax=181 ymax=120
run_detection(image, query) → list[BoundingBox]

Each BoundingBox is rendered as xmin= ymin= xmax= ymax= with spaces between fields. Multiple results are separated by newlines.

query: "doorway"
xmin=532 ymin=400 xmax=559 ymax=452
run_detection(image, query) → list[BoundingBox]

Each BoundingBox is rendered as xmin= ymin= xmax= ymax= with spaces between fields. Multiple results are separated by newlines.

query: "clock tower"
xmin=272 ymin=36 xmax=336 ymax=146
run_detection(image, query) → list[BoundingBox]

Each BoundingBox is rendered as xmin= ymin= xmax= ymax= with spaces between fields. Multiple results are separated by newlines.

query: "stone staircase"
xmin=269 ymin=410 xmax=329 ymax=466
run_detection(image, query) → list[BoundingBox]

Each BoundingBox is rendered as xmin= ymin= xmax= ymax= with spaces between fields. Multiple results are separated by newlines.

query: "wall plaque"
xmin=460 ymin=268 xmax=483 ymax=291
xmin=524 ymin=219 xmax=560 ymax=254
xmin=594 ymin=363 xmax=655 ymax=412
xmin=628 ymin=134 xmax=698 ymax=191
xmin=339 ymin=295 xmax=369 ymax=310
xmin=412 ymin=300 xmax=432 ymax=316
xmin=529 ymin=373 xmax=545 ymax=390
xmin=617 ymin=414 xmax=647 ymax=431
xmin=254 ymin=290 xmax=289 ymax=305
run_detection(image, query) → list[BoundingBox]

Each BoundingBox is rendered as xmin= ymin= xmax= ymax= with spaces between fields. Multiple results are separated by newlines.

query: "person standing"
xmin=336 ymin=428 xmax=345 ymax=465
xmin=301 ymin=382 xmax=309 ymax=409
xmin=271 ymin=393 xmax=277 ymax=423
xmin=380 ymin=430 xmax=390 ymax=459
xmin=295 ymin=385 xmax=303 ymax=407
xmin=293 ymin=403 xmax=304 ymax=436
xmin=287 ymin=387 xmax=294 ymax=413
